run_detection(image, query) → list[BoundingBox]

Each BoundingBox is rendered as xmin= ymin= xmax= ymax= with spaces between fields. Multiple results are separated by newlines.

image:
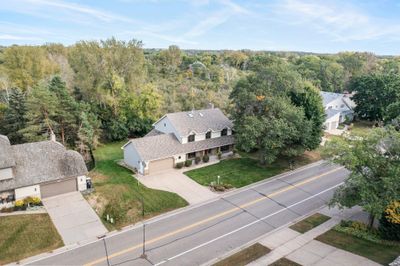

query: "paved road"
xmin=26 ymin=161 xmax=349 ymax=266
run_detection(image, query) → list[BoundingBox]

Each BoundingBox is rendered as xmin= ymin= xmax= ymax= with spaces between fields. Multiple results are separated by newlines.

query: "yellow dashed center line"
xmin=85 ymin=167 xmax=343 ymax=266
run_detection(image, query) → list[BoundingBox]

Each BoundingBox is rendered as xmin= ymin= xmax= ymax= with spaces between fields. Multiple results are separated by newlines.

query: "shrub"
xmin=32 ymin=197 xmax=42 ymax=205
xmin=15 ymin=200 xmax=24 ymax=207
xmin=185 ymin=160 xmax=193 ymax=167
xmin=202 ymin=154 xmax=210 ymax=163
xmin=195 ymin=157 xmax=201 ymax=164
xmin=233 ymin=148 xmax=238 ymax=155
xmin=23 ymin=196 xmax=34 ymax=206
xmin=217 ymin=151 xmax=222 ymax=159
xmin=379 ymin=211 xmax=400 ymax=241
xmin=175 ymin=162 xmax=184 ymax=169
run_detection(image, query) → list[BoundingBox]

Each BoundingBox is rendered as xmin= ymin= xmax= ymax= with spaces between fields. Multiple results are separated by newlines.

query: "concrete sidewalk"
xmin=42 ymin=192 xmax=108 ymax=245
xmin=248 ymin=206 xmax=379 ymax=266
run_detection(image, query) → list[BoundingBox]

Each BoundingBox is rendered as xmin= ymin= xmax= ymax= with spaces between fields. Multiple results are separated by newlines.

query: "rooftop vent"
xmin=188 ymin=113 xmax=194 ymax=118
xmin=199 ymin=112 xmax=203 ymax=117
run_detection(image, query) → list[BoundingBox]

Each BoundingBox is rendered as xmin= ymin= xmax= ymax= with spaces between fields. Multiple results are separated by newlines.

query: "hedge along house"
xmin=123 ymin=108 xmax=234 ymax=175
xmin=0 ymin=134 xmax=88 ymax=206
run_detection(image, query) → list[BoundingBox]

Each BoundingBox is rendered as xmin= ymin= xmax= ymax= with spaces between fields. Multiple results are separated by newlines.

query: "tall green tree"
xmin=349 ymin=74 xmax=400 ymax=122
xmin=48 ymin=76 xmax=80 ymax=146
xmin=230 ymin=63 xmax=313 ymax=164
xmin=290 ymin=83 xmax=325 ymax=150
xmin=20 ymin=83 xmax=58 ymax=142
xmin=323 ymin=127 xmax=400 ymax=228
xmin=0 ymin=88 xmax=27 ymax=143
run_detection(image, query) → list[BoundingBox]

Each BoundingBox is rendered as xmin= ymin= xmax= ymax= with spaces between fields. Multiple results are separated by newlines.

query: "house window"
xmin=221 ymin=128 xmax=228 ymax=136
xmin=221 ymin=145 xmax=230 ymax=152
xmin=187 ymin=152 xmax=196 ymax=159
xmin=188 ymin=134 xmax=195 ymax=142
xmin=206 ymin=131 xmax=211 ymax=139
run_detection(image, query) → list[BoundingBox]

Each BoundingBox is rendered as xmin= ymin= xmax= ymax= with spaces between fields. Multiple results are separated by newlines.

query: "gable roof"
xmin=320 ymin=91 xmax=344 ymax=106
xmin=0 ymin=137 xmax=88 ymax=191
xmin=0 ymin=135 xmax=15 ymax=169
xmin=156 ymin=108 xmax=233 ymax=136
xmin=126 ymin=133 xmax=234 ymax=161
xmin=325 ymin=109 xmax=341 ymax=120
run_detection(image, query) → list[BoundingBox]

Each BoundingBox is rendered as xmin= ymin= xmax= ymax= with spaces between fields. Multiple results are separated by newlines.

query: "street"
xmin=26 ymin=161 xmax=349 ymax=266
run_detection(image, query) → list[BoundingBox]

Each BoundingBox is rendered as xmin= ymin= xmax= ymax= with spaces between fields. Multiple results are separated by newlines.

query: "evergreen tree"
xmin=0 ymin=88 xmax=27 ymax=143
xmin=20 ymin=83 xmax=58 ymax=142
xmin=48 ymin=76 xmax=80 ymax=146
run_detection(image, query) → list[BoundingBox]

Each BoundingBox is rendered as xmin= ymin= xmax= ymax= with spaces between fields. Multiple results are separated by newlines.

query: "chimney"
xmin=50 ymin=130 xmax=56 ymax=142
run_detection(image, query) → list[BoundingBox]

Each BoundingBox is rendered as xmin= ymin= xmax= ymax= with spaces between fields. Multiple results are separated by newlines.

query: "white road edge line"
xmin=18 ymin=162 xmax=338 ymax=266
xmin=153 ymin=182 xmax=344 ymax=266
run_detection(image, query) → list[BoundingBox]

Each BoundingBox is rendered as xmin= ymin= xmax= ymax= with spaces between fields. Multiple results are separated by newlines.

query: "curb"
xmin=14 ymin=160 xmax=333 ymax=265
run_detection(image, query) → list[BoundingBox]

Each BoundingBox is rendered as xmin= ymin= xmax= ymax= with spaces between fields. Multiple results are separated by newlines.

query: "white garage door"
xmin=330 ymin=122 xmax=338 ymax=130
xmin=149 ymin=158 xmax=174 ymax=174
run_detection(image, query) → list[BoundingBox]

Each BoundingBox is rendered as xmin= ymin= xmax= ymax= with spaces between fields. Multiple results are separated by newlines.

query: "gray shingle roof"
xmin=128 ymin=134 xmax=234 ymax=161
xmin=162 ymin=108 xmax=233 ymax=136
xmin=320 ymin=91 xmax=343 ymax=106
xmin=0 ymin=135 xmax=15 ymax=169
xmin=0 ymin=138 xmax=88 ymax=191
xmin=325 ymin=109 xmax=341 ymax=119
xmin=145 ymin=128 xmax=164 ymax=137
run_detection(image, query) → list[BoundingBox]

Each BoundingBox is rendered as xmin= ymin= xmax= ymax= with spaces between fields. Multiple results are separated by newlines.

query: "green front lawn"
xmin=348 ymin=121 xmax=374 ymax=136
xmin=185 ymin=157 xmax=284 ymax=188
xmin=213 ymin=243 xmax=270 ymax=266
xmin=185 ymin=150 xmax=321 ymax=188
xmin=87 ymin=142 xmax=188 ymax=230
xmin=0 ymin=214 xmax=63 ymax=265
xmin=316 ymin=229 xmax=400 ymax=265
xmin=290 ymin=213 xmax=331 ymax=233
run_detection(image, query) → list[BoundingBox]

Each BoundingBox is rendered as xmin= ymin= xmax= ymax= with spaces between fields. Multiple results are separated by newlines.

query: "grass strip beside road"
xmin=269 ymin=258 xmax=302 ymax=266
xmin=316 ymin=229 xmax=400 ymax=265
xmin=213 ymin=243 xmax=270 ymax=266
xmin=0 ymin=214 xmax=63 ymax=265
xmin=84 ymin=166 xmax=343 ymax=266
xmin=290 ymin=213 xmax=331 ymax=233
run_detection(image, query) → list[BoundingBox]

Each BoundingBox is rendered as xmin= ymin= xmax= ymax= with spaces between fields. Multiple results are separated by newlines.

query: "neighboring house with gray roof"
xmin=123 ymin=108 xmax=234 ymax=175
xmin=0 ymin=135 xmax=88 ymax=206
xmin=320 ymin=91 xmax=356 ymax=132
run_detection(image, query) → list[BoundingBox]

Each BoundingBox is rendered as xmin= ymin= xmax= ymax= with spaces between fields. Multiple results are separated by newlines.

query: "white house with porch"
xmin=123 ymin=108 xmax=234 ymax=175
xmin=321 ymin=91 xmax=356 ymax=133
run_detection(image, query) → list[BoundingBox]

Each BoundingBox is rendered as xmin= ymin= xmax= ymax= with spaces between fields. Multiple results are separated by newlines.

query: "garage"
xmin=40 ymin=178 xmax=77 ymax=198
xmin=148 ymin=157 xmax=174 ymax=174
xmin=330 ymin=121 xmax=338 ymax=130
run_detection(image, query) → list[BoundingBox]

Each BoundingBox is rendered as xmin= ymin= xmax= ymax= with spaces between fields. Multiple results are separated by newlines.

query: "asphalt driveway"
xmin=42 ymin=192 xmax=108 ymax=245
xmin=136 ymin=169 xmax=218 ymax=205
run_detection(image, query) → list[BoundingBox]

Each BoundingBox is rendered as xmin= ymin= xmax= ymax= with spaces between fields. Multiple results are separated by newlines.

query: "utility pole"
xmin=139 ymin=192 xmax=147 ymax=259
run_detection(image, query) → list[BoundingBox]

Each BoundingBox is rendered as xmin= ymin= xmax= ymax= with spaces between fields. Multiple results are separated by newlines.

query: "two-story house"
xmin=321 ymin=91 xmax=356 ymax=132
xmin=123 ymin=108 xmax=234 ymax=175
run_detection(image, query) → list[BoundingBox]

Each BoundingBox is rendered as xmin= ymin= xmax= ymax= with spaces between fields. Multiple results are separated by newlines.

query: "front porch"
xmin=185 ymin=144 xmax=234 ymax=160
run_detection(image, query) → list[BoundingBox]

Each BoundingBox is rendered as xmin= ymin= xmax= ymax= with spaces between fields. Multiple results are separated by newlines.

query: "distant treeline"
xmin=0 ymin=38 xmax=399 ymax=160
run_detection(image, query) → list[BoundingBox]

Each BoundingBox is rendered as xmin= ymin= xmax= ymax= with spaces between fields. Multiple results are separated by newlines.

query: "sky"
xmin=0 ymin=0 xmax=400 ymax=55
